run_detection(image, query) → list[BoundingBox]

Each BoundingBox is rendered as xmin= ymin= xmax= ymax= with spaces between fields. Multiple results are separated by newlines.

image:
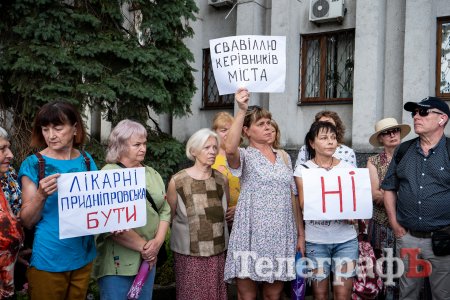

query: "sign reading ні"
xmin=302 ymin=168 xmax=372 ymax=220
xmin=57 ymin=167 xmax=147 ymax=239
xmin=209 ymin=35 xmax=286 ymax=95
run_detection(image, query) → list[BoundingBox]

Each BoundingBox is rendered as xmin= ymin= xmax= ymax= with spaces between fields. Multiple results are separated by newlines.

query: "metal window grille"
xmin=300 ymin=30 xmax=355 ymax=103
xmin=202 ymin=49 xmax=234 ymax=108
xmin=437 ymin=18 xmax=450 ymax=98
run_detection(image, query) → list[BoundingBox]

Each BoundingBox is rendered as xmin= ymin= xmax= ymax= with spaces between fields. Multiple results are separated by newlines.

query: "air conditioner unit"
xmin=309 ymin=0 xmax=345 ymax=23
xmin=208 ymin=0 xmax=234 ymax=8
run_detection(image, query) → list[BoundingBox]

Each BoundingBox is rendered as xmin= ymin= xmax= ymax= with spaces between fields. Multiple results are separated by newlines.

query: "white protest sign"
xmin=209 ymin=35 xmax=286 ymax=95
xmin=58 ymin=167 xmax=147 ymax=239
xmin=302 ymin=168 xmax=372 ymax=220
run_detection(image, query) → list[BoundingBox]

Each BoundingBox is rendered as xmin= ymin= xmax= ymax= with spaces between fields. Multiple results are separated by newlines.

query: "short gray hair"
xmin=186 ymin=128 xmax=219 ymax=161
xmin=0 ymin=127 xmax=8 ymax=140
xmin=106 ymin=119 xmax=147 ymax=163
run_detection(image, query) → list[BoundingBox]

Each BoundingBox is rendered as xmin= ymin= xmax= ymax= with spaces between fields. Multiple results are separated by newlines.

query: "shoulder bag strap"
xmin=80 ymin=150 xmax=91 ymax=171
xmin=394 ymin=137 xmax=418 ymax=164
xmin=34 ymin=153 xmax=45 ymax=181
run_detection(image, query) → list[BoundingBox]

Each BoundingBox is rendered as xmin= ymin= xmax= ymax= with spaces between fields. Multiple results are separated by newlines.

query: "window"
xmin=202 ymin=48 xmax=234 ymax=108
xmin=299 ymin=30 xmax=355 ymax=104
xmin=436 ymin=17 xmax=450 ymax=99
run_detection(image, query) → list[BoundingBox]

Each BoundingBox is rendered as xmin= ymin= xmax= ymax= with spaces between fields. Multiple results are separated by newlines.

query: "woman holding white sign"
xmin=18 ymin=101 xmax=98 ymax=300
xmin=93 ymin=119 xmax=171 ymax=300
xmin=294 ymin=121 xmax=358 ymax=300
xmin=167 ymin=128 xmax=229 ymax=300
xmin=223 ymin=88 xmax=301 ymax=300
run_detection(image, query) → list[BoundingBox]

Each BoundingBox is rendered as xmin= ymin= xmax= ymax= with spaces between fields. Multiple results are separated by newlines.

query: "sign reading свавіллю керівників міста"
xmin=57 ymin=167 xmax=146 ymax=239
xmin=209 ymin=35 xmax=286 ymax=95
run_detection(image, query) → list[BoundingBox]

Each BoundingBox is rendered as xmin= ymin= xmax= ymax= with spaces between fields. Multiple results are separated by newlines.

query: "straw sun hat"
xmin=369 ymin=117 xmax=411 ymax=147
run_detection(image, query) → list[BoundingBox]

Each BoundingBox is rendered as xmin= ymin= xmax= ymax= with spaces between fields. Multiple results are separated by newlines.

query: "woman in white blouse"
xmin=294 ymin=121 xmax=358 ymax=300
xmin=295 ymin=110 xmax=357 ymax=168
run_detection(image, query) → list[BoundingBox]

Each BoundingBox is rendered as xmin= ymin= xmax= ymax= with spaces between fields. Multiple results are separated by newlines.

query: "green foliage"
xmin=0 ymin=0 xmax=198 ymax=127
xmin=155 ymin=229 xmax=175 ymax=286
xmin=146 ymin=131 xmax=186 ymax=183
xmin=84 ymin=137 xmax=106 ymax=169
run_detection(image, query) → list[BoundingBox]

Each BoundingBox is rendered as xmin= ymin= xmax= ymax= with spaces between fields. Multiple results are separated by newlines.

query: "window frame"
xmin=202 ymin=48 xmax=234 ymax=109
xmin=299 ymin=29 xmax=355 ymax=105
xmin=436 ymin=17 xmax=450 ymax=100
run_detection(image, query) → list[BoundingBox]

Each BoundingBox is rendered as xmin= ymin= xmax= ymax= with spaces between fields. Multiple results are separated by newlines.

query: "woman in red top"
xmin=0 ymin=126 xmax=24 ymax=299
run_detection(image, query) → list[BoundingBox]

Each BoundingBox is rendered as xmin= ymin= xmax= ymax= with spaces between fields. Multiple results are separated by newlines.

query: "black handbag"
xmin=431 ymin=225 xmax=450 ymax=256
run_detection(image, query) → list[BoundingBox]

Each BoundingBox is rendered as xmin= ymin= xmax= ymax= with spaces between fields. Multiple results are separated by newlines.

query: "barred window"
xmin=436 ymin=17 xmax=450 ymax=99
xmin=202 ymin=48 xmax=234 ymax=108
xmin=299 ymin=30 xmax=355 ymax=104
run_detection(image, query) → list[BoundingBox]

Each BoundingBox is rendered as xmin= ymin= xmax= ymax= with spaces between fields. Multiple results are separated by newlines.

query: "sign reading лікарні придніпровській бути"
xmin=57 ymin=167 xmax=147 ymax=239
xmin=209 ymin=35 xmax=286 ymax=95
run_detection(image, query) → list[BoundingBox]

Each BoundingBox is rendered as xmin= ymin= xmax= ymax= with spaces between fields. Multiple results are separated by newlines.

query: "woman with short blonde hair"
xmin=167 ymin=128 xmax=229 ymax=300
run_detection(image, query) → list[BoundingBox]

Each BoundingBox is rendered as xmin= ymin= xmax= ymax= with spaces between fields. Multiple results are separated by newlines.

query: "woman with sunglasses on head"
xmin=223 ymin=88 xmax=302 ymax=300
xmin=295 ymin=111 xmax=357 ymax=168
xmin=294 ymin=121 xmax=358 ymax=300
xmin=367 ymin=118 xmax=410 ymax=299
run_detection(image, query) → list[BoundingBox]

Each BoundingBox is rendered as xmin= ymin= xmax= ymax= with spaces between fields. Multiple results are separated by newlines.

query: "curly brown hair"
xmin=314 ymin=111 xmax=345 ymax=144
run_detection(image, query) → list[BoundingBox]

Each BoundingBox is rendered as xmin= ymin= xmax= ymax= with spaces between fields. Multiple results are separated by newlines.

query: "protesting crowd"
xmin=1 ymin=91 xmax=450 ymax=300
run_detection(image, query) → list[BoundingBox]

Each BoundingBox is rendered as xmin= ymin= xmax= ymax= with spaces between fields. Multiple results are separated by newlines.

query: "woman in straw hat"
xmin=367 ymin=117 xmax=410 ymax=299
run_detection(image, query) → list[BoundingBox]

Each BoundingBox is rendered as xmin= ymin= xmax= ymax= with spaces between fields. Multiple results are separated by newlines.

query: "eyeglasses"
xmin=411 ymin=108 xmax=444 ymax=118
xmin=380 ymin=127 xmax=400 ymax=136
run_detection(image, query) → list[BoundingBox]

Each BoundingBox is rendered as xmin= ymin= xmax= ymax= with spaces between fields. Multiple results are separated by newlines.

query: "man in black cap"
xmin=382 ymin=96 xmax=450 ymax=299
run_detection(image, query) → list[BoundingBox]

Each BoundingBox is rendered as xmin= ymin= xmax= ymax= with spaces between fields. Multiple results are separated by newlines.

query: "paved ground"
xmin=153 ymin=283 xmax=315 ymax=299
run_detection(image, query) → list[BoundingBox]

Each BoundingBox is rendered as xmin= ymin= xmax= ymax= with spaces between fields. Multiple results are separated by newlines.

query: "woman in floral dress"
xmin=368 ymin=117 xmax=410 ymax=299
xmin=0 ymin=127 xmax=24 ymax=299
xmin=224 ymin=88 xmax=303 ymax=300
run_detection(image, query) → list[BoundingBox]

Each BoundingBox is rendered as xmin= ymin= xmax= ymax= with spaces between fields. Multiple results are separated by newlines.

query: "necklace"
xmin=313 ymin=157 xmax=334 ymax=171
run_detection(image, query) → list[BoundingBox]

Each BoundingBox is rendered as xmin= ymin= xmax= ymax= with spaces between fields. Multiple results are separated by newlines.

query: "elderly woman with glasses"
xmin=367 ymin=117 xmax=410 ymax=299
xmin=223 ymin=88 xmax=301 ymax=300
xmin=0 ymin=127 xmax=24 ymax=299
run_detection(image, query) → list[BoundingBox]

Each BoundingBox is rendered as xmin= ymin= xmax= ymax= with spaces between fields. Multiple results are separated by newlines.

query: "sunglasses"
xmin=380 ymin=127 xmax=401 ymax=136
xmin=411 ymin=108 xmax=444 ymax=118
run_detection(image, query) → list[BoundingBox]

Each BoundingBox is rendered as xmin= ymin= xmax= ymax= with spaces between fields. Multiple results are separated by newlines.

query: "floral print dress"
xmin=0 ymin=168 xmax=24 ymax=298
xmin=224 ymin=147 xmax=297 ymax=283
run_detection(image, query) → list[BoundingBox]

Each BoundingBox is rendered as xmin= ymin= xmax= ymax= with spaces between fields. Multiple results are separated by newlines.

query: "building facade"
xmin=167 ymin=0 xmax=450 ymax=154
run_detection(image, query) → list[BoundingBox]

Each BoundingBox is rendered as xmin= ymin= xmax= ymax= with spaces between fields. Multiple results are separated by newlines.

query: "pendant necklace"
xmin=314 ymin=157 xmax=334 ymax=171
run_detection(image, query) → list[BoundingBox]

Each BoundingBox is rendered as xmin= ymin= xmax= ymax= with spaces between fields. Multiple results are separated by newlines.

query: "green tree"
xmin=0 ymin=0 xmax=197 ymax=167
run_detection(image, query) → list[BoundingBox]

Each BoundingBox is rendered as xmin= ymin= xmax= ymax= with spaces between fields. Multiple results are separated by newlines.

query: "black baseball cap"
xmin=404 ymin=96 xmax=450 ymax=117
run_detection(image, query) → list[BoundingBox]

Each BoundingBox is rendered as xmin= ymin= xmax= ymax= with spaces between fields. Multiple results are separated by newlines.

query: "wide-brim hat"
xmin=369 ymin=117 xmax=411 ymax=147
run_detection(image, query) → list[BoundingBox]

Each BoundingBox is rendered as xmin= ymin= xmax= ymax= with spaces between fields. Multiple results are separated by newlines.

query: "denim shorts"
xmin=305 ymin=237 xmax=358 ymax=282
